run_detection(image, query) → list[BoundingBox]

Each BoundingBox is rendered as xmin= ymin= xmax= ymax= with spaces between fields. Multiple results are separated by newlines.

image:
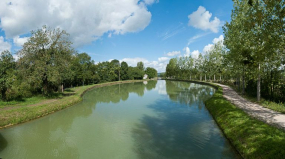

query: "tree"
xmin=18 ymin=26 xmax=73 ymax=95
xmin=166 ymin=58 xmax=177 ymax=78
xmin=137 ymin=61 xmax=144 ymax=71
xmin=120 ymin=61 xmax=129 ymax=80
xmin=72 ymin=52 xmax=93 ymax=86
xmin=128 ymin=67 xmax=144 ymax=80
xmin=145 ymin=67 xmax=157 ymax=79
xmin=0 ymin=50 xmax=15 ymax=100
xmin=111 ymin=59 xmax=121 ymax=81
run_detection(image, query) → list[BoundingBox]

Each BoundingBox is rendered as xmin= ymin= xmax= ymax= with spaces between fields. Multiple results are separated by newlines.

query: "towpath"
xmin=215 ymin=83 xmax=285 ymax=131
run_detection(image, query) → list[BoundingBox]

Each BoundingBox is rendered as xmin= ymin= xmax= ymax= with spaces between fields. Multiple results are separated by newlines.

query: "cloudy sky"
xmin=0 ymin=0 xmax=233 ymax=72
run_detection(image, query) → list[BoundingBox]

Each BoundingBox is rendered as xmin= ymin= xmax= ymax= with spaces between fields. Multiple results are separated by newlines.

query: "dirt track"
xmin=216 ymin=83 xmax=285 ymax=131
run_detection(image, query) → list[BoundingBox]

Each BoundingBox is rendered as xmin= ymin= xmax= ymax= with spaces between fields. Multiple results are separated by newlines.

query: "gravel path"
xmin=215 ymin=83 xmax=285 ymax=131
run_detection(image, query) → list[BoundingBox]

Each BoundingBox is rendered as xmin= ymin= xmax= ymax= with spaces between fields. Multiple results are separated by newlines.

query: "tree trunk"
xmin=214 ymin=74 xmax=216 ymax=81
xmin=43 ymin=75 xmax=48 ymax=95
xmin=61 ymin=84 xmax=64 ymax=93
xmin=257 ymin=63 xmax=261 ymax=102
xmin=238 ymin=77 xmax=241 ymax=91
xmin=242 ymin=67 xmax=245 ymax=95
xmin=205 ymin=74 xmax=206 ymax=81
xmin=190 ymin=75 xmax=191 ymax=80
xmin=200 ymin=75 xmax=202 ymax=81
xmin=119 ymin=70 xmax=121 ymax=81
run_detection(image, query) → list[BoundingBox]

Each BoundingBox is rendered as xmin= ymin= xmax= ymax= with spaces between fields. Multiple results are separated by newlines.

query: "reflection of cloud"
xmin=155 ymin=80 xmax=167 ymax=95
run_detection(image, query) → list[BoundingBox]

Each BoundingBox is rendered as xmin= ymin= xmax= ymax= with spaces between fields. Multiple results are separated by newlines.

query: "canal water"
xmin=0 ymin=80 xmax=239 ymax=159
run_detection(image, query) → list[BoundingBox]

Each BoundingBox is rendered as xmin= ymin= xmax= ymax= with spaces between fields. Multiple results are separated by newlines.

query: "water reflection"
xmin=132 ymin=82 xmax=237 ymax=159
xmin=84 ymin=80 xmax=158 ymax=104
xmin=165 ymin=81 xmax=214 ymax=109
xmin=0 ymin=133 xmax=7 ymax=152
xmin=0 ymin=80 xmax=239 ymax=159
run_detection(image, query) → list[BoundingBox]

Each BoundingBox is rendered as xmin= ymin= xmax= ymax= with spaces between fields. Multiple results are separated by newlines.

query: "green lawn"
xmin=205 ymin=84 xmax=285 ymax=158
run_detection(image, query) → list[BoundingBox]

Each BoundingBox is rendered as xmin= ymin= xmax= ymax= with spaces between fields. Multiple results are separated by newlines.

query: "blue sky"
xmin=0 ymin=0 xmax=233 ymax=72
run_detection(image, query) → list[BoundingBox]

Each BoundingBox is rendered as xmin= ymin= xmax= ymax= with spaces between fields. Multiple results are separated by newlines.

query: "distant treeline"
xmin=165 ymin=0 xmax=285 ymax=103
xmin=0 ymin=26 xmax=157 ymax=101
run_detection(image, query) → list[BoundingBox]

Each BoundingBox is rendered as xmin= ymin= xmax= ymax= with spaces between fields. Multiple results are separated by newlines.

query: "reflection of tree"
xmin=132 ymin=97 xmax=238 ymax=159
xmin=87 ymin=81 xmax=157 ymax=103
xmin=0 ymin=81 xmax=159 ymax=158
xmin=146 ymin=80 xmax=157 ymax=91
xmin=0 ymin=133 xmax=7 ymax=152
xmin=166 ymin=81 xmax=214 ymax=109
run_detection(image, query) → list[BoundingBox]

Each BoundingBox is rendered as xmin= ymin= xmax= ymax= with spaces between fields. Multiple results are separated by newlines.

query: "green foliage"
xmin=145 ymin=67 xmax=157 ymax=79
xmin=128 ymin=67 xmax=144 ymax=80
xmin=70 ymin=52 xmax=94 ymax=86
xmin=164 ymin=0 xmax=285 ymax=105
xmin=120 ymin=61 xmax=129 ymax=80
xmin=111 ymin=59 xmax=121 ymax=81
xmin=166 ymin=58 xmax=177 ymax=78
xmin=0 ymin=50 xmax=15 ymax=100
xmin=18 ymin=26 xmax=73 ymax=95
xmin=137 ymin=61 xmax=144 ymax=71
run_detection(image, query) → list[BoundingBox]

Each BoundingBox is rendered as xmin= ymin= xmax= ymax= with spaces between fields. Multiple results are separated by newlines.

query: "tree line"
xmin=0 ymin=26 xmax=157 ymax=101
xmin=165 ymin=0 xmax=285 ymax=103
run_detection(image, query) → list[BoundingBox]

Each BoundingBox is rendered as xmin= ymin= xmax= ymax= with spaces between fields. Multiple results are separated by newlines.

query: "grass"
xmin=204 ymin=83 xmax=285 ymax=158
xmin=0 ymin=80 xmax=148 ymax=129
xmin=0 ymin=96 xmax=46 ymax=108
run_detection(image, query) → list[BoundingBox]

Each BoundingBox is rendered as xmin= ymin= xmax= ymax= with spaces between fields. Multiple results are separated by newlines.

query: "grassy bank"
xmin=164 ymin=79 xmax=285 ymax=158
xmin=0 ymin=80 xmax=149 ymax=129
xmin=204 ymin=83 xmax=285 ymax=158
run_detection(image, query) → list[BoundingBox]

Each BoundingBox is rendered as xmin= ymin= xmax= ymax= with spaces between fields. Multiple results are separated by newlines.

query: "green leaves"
xmin=145 ymin=67 xmax=157 ymax=79
xmin=18 ymin=26 xmax=73 ymax=95
xmin=0 ymin=50 xmax=15 ymax=100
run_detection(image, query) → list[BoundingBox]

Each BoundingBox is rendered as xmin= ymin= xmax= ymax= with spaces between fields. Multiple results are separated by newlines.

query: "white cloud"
xmin=161 ymin=23 xmax=185 ymax=41
xmin=158 ymin=57 xmax=169 ymax=62
xmin=166 ymin=51 xmax=180 ymax=57
xmin=13 ymin=36 xmax=29 ymax=46
xmin=203 ymin=35 xmax=224 ymax=53
xmin=13 ymin=54 xmax=19 ymax=61
xmin=191 ymin=50 xmax=200 ymax=59
xmin=213 ymin=35 xmax=224 ymax=44
xmin=0 ymin=0 xmax=154 ymax=47
xmin=120 ymin=56 xmax=170 ymax=73
xmin=0 ymin=36 xmax=11 ymax=53
xmin=183 ymin=47 xmax=191 ymax=57
xmin=188 ymin=6 xmax=221 ymax=33
xmin=144 ymin=0 xmax=159 ymax=5
xmin=120 ymin=57 xmax=149 ymax=67
xmin=203 ymin=44 xmax=214 ymax=53
xmin=187 ymin=32 xmax=210 ymax=45
xmin=183 ymin=47 xmax=199 ymax=59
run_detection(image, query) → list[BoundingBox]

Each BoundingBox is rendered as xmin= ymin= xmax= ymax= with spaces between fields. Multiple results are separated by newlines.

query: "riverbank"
xmin=194 ymin=81 xmax=285 ymax=158
xmin=164 ymin=79 xmax=285 ymax=158
xmin=0 ymin=80 xmax=151 ymax=129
